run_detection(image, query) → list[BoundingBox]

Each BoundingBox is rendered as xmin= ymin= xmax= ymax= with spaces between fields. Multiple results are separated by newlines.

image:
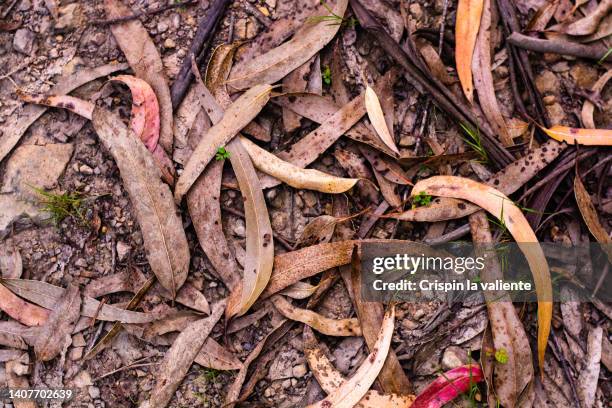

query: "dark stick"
xmin=350 ymin=0 xmax=514 ymax=168
xmin=170 ymin=0 xmax=232 ymax=109
xmin=508 ymin=32 xmax=609 ymax=61
xmin=92 ymin=0 xmax=197 ymax=25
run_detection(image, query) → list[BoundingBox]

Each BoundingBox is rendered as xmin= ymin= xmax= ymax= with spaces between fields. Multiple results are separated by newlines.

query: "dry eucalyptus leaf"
xmin=105 ymin=0 xmax=173 ymax=153
xmin=364 ymin=86 xmax=400 ymax=155
xmin=455 ymin=0 xmax=484 ymax=102
xmin=0 ymin=283 xmax=49 ymax=327
xmin=144 ymin=300 xmax=225 ymax=408
xmin=34 ymin=283 xmax=81 ymax=361
xmin=0 ymin=243 xmax=22 ymax=279
xmin=0 ymin=62 xmax=128 ymax=164
xmin=308 ymin=305 xmax=396 ymax=408
xmin=174 ymin=84 xmax=272 ymax=202
xmin=271 ymin=295 xmax=362 ymax=336
xmin=227 ymin=0 xmax=348 ymax=89
xmin=92 ymin=108 xmax=190 ymax=297
xmin=576 ymin=327 xmax=603 ymax=408
xmin=541 ymin=125 xmax=612 ymax=145
xmin=581 ymin=70 xmax=612 ymax=129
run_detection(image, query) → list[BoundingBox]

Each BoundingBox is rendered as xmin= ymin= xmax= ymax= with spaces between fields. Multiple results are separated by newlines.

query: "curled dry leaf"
xmin=392 ymin=140 xmax=565 ymax=221
xmin=34 ymin=283 xmax=81 ymax=361
xmin=92 ymin=107 xmax=189 ymax=297
xmin=541 ymin=125 xmax=612 ymax=145
xmin=562 ymin=0 xmax=612 ymax=35
xmin=174 ymin=84 xmax=272 ymax=202
xmin=364 ymin=86 xmax=400 ymax=155
xmin=418 ymin=41 xmax=454 ymax=85
xmin=576 ymin=327 xmax=603 ymax=408
xmin=225 ymin=137 xmax=274 ymax=318
xmin=411 ymin=176 xmax=552 ymax=373
xmin=2 ymin=279 xmax=156 ymax=323
xmin=296 ymin=215 xmax=340 ymax=247
xmin=472 ymin=0 xmax=512 ymax=146
xmin=280 ymin=281 xmax=320 ymax=299
xmin=308 ymin=305 xmax=396 ymax=408
xmin=412 ymin=365 xmax=484 ymax=408
xmin=105 ymin=0 xmax=173 ymax=153
xmin=0 ymin=62 xmax=128 ymax=164
xmin=574 ymin=170 xmax=612 ymax=262
xmin=0 ymin=283 xmax=49 ymax=327
xmin=271 ymin=295 xmax=362 ymax=336
xmin=455 ymin=0 xmax=484 ymax=102
xmin=111 ymin=75 xmax=175 ymax=184
xmin=581 ymin=70 xmax=612 ymax=129
xmin=195 ymin=338 xmax=243 ymax=371
xmin=303 ymin=326 xmax=416 ymax=408
xmin=143 ymin=300 xmax=226 ymax=408
xmin=239 ymin=136 xmax=358 ymax=193
xmin=227 ymin=0 xmax=348 ymax=89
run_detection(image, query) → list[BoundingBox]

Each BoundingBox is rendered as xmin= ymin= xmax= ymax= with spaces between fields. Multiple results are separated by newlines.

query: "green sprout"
xmin=308 ymin=1 xmax=358 ymax=27
xmin=31 ymin=186 xmax=86 ymax=226
xmin=322 ymin=65 xmax=332 ymax=86
xmin=598 ymin=47 xmax=612 ymax=65
xmin=459 ymin=123 xmax=488 ymax=163
xmin=215 ymin=146 xmax=231 ymax=161
xmin=411 ymin=191 xmax=432 ymax=209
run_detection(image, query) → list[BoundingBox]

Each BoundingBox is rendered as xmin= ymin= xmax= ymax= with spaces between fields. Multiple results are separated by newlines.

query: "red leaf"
xmin=412 ymin=365 xmax=484 ymax=408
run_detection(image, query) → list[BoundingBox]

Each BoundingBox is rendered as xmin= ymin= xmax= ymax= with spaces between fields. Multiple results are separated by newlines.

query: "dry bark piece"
xmin=143 ymin=300 xmax=225 ymax=408
xmin=455 ymin=0 xmax=484 ymax=102
xmin=0 ymin=283 xmax=49 ymax=327
xmin=472 ymin=0 xmax=512 ymax=146
xmin=411 ymin=365 xmax=484 ymax=408
xmin=364 ymin=86 xmax=400 ymax=155
xmin=0 ymin=243 xmax=21 ymax=279
xmin=225 ymin=137 xmax=275 ymax=318
xmin=303 ymin=326 xmax=416 ymax=407
xmin=227 ymin=0 xmax=348 ymax=89
xmin=92 ymin=107 xmax=189 ymax=297
xmin=411 ymin=176 xmax=552 ymax=373
xmin=576 ymin=327 xmax=602 ymax=408
xmin=3 ymin=279 xmax=156 ymax=323
xmin=541 ymin=125 xmax=612 ymax=145
xmin=271 ymin=295 xmax=361 ymax=336
xmin=581 ymin=70 xmax=612 ymax=129
xmin=308 ymin=305 xmax=396 ymax=408
xmin=239 ymin=136 xmax=358 ymax=193
xmin=0 ymin=62 xmax=128 ymax=164
xmin=174 ymin=84 xmax=272 ymax=202
xmin=34 ymin=283 xmax=81 ymax=361
xmin=105 ymin=0 xmax=173 ymax=153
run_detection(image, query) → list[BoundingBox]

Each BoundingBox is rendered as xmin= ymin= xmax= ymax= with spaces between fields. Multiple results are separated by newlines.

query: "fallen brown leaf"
xmin=0 ymin=283 xmax=49 ymax=327
xmin=581 ymin=70 xmax=612 ymax=129
xmin=92 ymin=107 xmax=189 ymax=297
xmin=105 ymin=0 xmax=173 ymax=153
xmin=365 ymin=86 xmax=400 ymax=155
xmin=34 ymin=283 xmax=81 ymax=361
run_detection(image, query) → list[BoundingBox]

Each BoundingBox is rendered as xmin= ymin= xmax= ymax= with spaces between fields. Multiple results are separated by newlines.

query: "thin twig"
xmin=92 ymin=0 xmax=197 ymax=25
xmin=508 ymin=32 xmax=609 ymax=61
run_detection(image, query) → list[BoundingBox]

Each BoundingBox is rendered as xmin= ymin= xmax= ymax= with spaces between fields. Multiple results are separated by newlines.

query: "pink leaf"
xmin=412 ymin=364 xmax=484 ymax=408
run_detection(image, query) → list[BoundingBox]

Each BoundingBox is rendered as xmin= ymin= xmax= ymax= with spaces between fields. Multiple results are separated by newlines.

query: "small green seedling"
xmin=598 ymin=47 xmax=612 ymax=65
xmin=412 ymin=191 xmax=432 ymax=209
xmin=308 ymin=1 xmax=358 ymax=27
xmin=31 ymin=186 xmax=86 ymax=226
xmin=322 ymin=65 xmax=332 ymax=86
xmin=215 ymin=146 xmax=231 ymax=161
xmin=459 ymin=123 xmax=488 ymax=163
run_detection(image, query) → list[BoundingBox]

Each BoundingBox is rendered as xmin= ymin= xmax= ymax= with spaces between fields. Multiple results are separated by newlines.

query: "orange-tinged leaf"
xmin=411 ymin=176 xmax=552 ymax=375
xmin=364 ymin=86 xmax=400 ymax=155
xmin=541 ymin=125 xmax=612 ymax=145
xmin=271 ymin=295 xmax=362 ymax=336
xmin=455 ymin=0 xmax=484 ymax=102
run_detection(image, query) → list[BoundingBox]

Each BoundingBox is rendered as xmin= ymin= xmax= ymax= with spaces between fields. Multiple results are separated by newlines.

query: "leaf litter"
xmin=1 ymin=0 xmax=610 ymax=406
